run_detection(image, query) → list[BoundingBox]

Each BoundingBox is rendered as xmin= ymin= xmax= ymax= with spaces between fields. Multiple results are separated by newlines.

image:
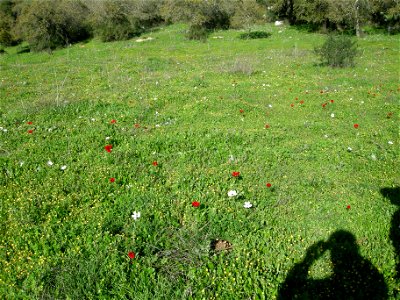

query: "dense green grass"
xmin=1 ymin=24 xmax=399 ymax=299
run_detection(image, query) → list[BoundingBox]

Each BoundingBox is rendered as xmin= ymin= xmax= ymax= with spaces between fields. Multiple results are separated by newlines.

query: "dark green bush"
xmin=88 ymin=0 xmax=143 ymax=42
xmin=239 ymin=31 xmax=271 ymax=39
xmin=0 ymin=12 xmax=13 ymax=46
xmin=186 ymin=24 xmax=209 ymax=41
xmin=14 ymin=0 xmax=90 ymax=51
xmin=0 ymin=0 xmax=19 ymax=46
xmin=314 ymin=34 xmax=358 ymax=68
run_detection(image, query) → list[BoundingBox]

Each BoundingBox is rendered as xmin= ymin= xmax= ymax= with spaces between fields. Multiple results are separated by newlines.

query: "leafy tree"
xmin=14 ymin=0 xmax=90 ymax=51
xmin=161 ymin=0 xmax=235 ymax=40
xmin=0 ymin=0 xmax=20 ymax=46
xmin=231 ymin=0 xmax=266 ymax=30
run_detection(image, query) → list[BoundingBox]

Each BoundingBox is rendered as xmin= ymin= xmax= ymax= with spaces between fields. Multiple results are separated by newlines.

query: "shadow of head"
xmin=326 ymin=230 xmax=359 ymax=262
xmin=381 ymin=187 xmax=400 ymax=206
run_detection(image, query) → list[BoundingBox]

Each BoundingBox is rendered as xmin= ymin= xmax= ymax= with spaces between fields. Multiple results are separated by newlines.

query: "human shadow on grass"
xmin=381 ymin=187 xmax=400 ymax=279
xmin=278 ymin=230 xmax=388 ymax=300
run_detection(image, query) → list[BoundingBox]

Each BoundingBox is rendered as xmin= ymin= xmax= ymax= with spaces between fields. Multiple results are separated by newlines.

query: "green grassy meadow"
xmin=1 ymin=24 xmax=399 ymax=299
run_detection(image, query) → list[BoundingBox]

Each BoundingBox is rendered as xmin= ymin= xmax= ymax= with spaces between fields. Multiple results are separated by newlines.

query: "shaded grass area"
xmin=0 ymin=24 xmax=399 ymax=298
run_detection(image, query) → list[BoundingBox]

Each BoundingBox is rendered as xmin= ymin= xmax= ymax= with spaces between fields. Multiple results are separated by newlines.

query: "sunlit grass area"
xmin=1 ymin=24 xmax=399 ymax=299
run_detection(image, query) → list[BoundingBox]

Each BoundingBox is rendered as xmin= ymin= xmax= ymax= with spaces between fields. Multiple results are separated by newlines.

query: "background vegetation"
xmin=0 ymin=0 xmax=399 ymax=50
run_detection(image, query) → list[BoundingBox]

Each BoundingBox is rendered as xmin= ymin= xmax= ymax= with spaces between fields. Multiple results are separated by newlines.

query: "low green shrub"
xmin=239 ymin=31 xmax=271 ymax=39
xmin=186 ymin=24 xmax=209 ymax=41
xmin=314 ymin=34 xmax=358 ymax=68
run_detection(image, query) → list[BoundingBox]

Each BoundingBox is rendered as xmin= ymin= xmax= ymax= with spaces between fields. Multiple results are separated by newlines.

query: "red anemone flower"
xmin=300 ymin=100 xmax=304 ymax=104
xmin=266 ymin=183 xmax=272 ymax=188
xmin=290 ymin=103 xmax=294 ymax=107
xmin=134 ymin=123 xmax=140 ymax=128
xmin=265 ymin=124 xmax=270 ymax=129
xmin=353 ymin=124 xmax=359 ymax=129
xmin=152 ymin=161 xmax=158 ymax=166
xmin=239 ymin=109 xmax=244 ymax=114
xmin=232 ymin=171 xmax=240 ymax=177
xmin=330 ymin=99 xmax=334 ymax=103
xmin=28 ymin=129 xmax=33 ymax=134
xmin=110 ymin=177 xmax=115 ymax=183
xmin=192 ymin=201 xmax=200 ymax=207
xmin=104 ymin=145 xmax=113 ymax=153
xmin=346 ymin=205 xmax=351 ymax=210
xmin=128 ymin=251 xmax=135 ymax=259
xmin=110 ymin=119 xmax=117 ymax=124
xmin=27 ymin=121 xmax=33 ymax=125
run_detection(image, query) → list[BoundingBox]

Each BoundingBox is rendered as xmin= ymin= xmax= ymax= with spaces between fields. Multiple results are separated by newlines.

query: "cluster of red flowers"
xmin=104 ymin=145 xmax=113 ymax=153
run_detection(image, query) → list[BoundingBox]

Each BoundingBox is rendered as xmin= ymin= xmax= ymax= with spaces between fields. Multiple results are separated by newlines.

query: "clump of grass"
xmin=239 ymin=31 xmax=271 ymax=39
xmin=314 ymin=34 xmax=358 ymax=67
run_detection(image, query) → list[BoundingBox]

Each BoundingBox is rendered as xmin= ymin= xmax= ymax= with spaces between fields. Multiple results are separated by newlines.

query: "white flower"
xmin=243 ymin=202 xmax=252 ymax=209
xmin=47 ymin=160 xmax=53 ymax=166
xmin=3 ymin=128 xmax=7 ymax=132
xmin=268 ymin=104 xmax=273 ymax=108
xmin=228 ymin=190 xmax=238 ymax=197
xmin=60 ymin=165 xmax=67 ymax=170
xmin=388 ymin=141 xmax=393 ymax=145
xmin=324 ymin=134 xmax=329 ymax=138
xmin=371 ymin=154 xmax=377 ymax=161
xmin=330 ymin=113 xmax=335 ymax=118
xmin=347 ymin=147 xmax=353 ymax=152
xmin=105 ymin=136 xmax=110 ymax=140
xmin=91 ymin=118 xmax=96 ymax=122
xmin=19 ymin=161 xmax=24 ymax=167
xmin=131 ymin=211 xmax=141 ymax=220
